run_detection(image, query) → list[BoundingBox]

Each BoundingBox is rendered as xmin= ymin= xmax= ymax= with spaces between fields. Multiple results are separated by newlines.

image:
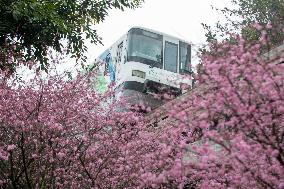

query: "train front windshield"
xmin=128 ymin=28 xmax=163 ymax=69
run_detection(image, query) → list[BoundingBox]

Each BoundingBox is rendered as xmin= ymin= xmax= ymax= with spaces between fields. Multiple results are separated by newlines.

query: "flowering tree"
xmin=1 ymin=27 xmax=284 ymax=188
xmin=186 ymin=34 xmax=284 ymax=188
xmin=139 ymin=27 xmax=284 ymax=188
xmin=0 ymin=61 xmax=164 ymax=188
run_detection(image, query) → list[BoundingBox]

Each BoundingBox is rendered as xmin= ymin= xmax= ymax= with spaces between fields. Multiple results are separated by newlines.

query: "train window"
xmin=128 ymin=28 xmax=163 ymax=68
xmin=104 ymin=53 xmax=111 ymax=75
xmin=104 ymin=61 xmax=109 ymax=75
xmin=164 ymin=41 xmax=178 ymax=73
xmin=179 ymin=41 xmax=191 ymax=74
xmin=117 ymin=42 xmax=123 ymax=63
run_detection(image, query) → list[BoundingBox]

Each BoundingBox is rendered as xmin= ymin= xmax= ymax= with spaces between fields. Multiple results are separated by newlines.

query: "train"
xmin=89 ymin=26 xmax=193 ymax=110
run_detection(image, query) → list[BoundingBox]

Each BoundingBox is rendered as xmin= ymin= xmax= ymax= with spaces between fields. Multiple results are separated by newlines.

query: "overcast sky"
xmin=86 ymin=0 xmax=233 ymax=66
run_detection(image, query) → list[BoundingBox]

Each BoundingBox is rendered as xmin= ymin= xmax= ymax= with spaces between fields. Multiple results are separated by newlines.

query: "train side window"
xmin=164 ymin=41 xmax=178 ymax=73
xmin=104 ymin=53 xmax=111 ymax=74
xmin=179 ymin=41 xmax=191 ymax=74
xmin=117 ymin=42 xmax=123 ymax=63
xmin=104 ymin=62 xmax=109 ymax=74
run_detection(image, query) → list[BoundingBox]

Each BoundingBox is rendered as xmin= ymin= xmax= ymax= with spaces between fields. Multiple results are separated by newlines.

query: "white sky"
xmin=86 ymin=0 xmax=233 ymax=66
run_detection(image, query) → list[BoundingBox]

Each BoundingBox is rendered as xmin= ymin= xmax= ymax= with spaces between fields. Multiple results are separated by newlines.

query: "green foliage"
xmin=0 ymin=0 xmax=143 ymax=72
xmin=202 ymin=0 xmax=284 ymax=46
xmin=232 ymin=0 xmax=284 ymax=25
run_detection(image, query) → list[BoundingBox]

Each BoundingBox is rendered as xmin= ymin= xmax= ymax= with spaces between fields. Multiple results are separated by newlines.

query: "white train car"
xmin=91 ymin=27 xmax=192 ymax=109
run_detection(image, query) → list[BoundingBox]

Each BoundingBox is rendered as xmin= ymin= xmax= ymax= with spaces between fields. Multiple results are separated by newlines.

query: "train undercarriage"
xmin=117 ymin=80 xmax=183 ymax=112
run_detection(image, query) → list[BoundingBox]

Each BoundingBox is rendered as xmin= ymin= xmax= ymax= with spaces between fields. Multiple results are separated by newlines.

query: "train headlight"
xmin=132 ymin=70 xmax=146 ymax=79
